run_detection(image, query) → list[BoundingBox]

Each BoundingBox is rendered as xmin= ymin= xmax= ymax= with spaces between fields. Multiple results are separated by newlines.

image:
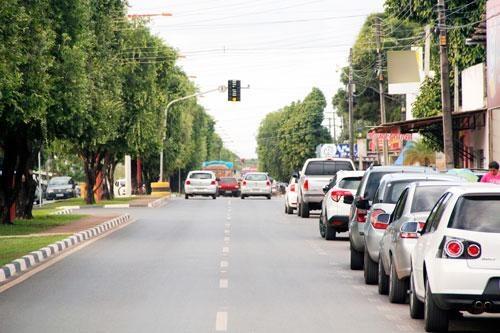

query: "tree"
xmin=404 ymin=140 xmax=436 ymax=166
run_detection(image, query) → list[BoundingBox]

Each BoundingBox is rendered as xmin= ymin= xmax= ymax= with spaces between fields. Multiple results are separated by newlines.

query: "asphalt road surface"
xmin=1 ymin=197 xmax=499 ymax=332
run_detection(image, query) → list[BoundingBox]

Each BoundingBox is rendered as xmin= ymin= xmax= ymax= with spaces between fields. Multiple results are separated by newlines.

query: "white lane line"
xmin=224 ymin=230 xmax=230 ymax=235
xmin=222 ymin=247 xmax=230 ymax=254
xmin=220 ymin=270 xmax=228 ymax=274
xmin=219 ymin=279 xmax=229 ymax=288
xmin=215 ymin=311 xmax=228 ymax=331
xmin=225 ymin=223 xmax=231 ymax=228
xmin=224 ymin=236 xmax=230 ymax=242
xmin=220 ymin=261 xmax=229 ymax=268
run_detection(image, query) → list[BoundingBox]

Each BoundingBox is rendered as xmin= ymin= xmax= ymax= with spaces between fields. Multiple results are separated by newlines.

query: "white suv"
xmin=184 ymin=171 xmax=217 ymax=199
xmin=409 ymin=185 xmax=500 ymax=332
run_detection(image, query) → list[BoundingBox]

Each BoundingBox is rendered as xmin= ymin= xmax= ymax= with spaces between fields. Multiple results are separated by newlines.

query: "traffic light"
xmin=228 ymin=80 xmax=241 ymax=102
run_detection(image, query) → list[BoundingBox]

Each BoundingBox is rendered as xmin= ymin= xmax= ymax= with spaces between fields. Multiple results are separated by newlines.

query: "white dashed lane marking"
xmin=215 ymin=311 xmax=228 ymax=331
xmin=219 ymin=279 xmax=229 ymax=289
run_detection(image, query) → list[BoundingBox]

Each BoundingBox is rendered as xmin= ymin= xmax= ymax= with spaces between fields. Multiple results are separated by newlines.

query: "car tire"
xmin=319 ymin=214 xmax=326 ymax=238
xmin=424 ymin=279 xmax=449 ymax=332
xmin=267 ymin=195 xmax=271 ymax=200
xmin=286 ymin=203 xmax=294 ymax=215
xmin=324 ymin=217 xmax=336 ymax=241
xmin=185 ymin=194 xmax=189 ymax=200
xmin=350 ymin=244 xmax=364 ymax=270
xmin=364 ymin=251 xmax=378 ymax=285
xmin=299 ymin=201 xmax=310 ymax=218
xmin=212 ymin=195 xmax=217 ymax=199
xmin=241 ymin=195 xmax=246 ymax=200
xmin=389 ymin=258 xmax=409 ymax=304
xmin=409 ymin=271 xmax=424 ymax=319
xmin=378 ymin=257 xmax=389 ymax=295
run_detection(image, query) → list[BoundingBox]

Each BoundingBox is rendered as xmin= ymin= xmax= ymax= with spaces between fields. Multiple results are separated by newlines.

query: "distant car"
xmin=319 ymin=170 xmax=364 ymax=240
xmin=296 ymin=158 xmax=356 ymax=218
xmin=285 ymin=176 xmax=299 ymax=214
xmin=378 ymin=181 xmax=465 ymax=303
xmin=241 ymin=172 xmax=272 ymax=199
xmin=184 ymin=171 xmax=217 ymax=199
xmin=218 ymin=177 xmax=240 ymax=197
xmin=363 ymin=173 xmax=464 ymax=285
xmin=410 ymin=184 xmax=500 ymax=332
xmin=349 ymin=166 xmax=437 ymax=270
xmin=114 ymin=178 xmax=126 ymax=196
xmin=46 ymin=176 xmax=77 ymax=200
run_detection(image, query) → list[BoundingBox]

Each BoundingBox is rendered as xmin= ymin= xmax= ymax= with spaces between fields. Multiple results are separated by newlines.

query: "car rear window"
xmin=190 ymin=172 xmax=213 ymax=179
xmin=338 ymin=177 xmax=361 ymax=190
xmin=220 ymin=178 xmax=237 ymax=184
xmin=411 ymin=185 xmax=456 ymax=213
xmin=448 ymin=195 xmax=500 ymax=233
xmin=305 ymin=161 xmax=353 ymax=175
xmin=383 ymin=180 xmax=420 ymax=204
xmin=364 ymin=172 xmax=391 ymax=201
xmin=245 ymin=174 xmax=267 ymax=181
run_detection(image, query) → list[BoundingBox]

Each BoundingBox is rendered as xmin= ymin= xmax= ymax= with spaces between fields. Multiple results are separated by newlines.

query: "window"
xmin=304 ymin=161 xmax=353 ymax=176
xmin=448 ymin=195 xmax=500 ymax=233
xmin=411 ymin=185 xmax=457 ymax=213
xmin=391 ymin=188 xmax=408 ymax=222
xmin=338 ymin=177 xmax=361 ymax=190
xmin=245 ymin=174 xmax=267 ymax=181
xmin=189 ymin=173 xmax=213 ymax=180
xmin=423 ymin=193 xmax=452 ymax=234
xmin=383 ymin=180 xmax=416 ymax=204
xmin=364 ymin=172 xmax=391 ymax=201
xmin=220 ymin=178 xmax=237 ymax=184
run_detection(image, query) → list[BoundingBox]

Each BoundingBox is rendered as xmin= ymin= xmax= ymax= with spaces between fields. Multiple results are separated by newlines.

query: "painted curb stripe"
xmin=0 ymin=214 xmax=131 ymax=284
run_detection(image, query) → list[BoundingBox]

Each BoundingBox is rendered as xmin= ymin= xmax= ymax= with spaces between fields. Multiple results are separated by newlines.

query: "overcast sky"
xmin=127 ymin=0 xmax=385 ymax=158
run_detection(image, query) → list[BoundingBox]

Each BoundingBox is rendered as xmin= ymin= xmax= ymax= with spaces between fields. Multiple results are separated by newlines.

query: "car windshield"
xmin=449 ymin=195 xmax=500 ymax=233
xmin=220 ymin=178 xmax=237 ymax=184
xmin=190 ymin=173 xmax=212 ymax=179
xmin=305 ymin=161 xmax=353 ymax=175
xmin=49 ymin=177 xmax=70 ymax=186
xmin=411 ymin=185 xmax=455 ymax=212
xmin=245 ymin=174 xmax=267 ymax=181
xmin=383 ymin=180 xmax=419 ymax=204
xmin=338 ymin=177 xmax=361 ymax=190
xmin=364 ymin=172 xmax=391 ymax=201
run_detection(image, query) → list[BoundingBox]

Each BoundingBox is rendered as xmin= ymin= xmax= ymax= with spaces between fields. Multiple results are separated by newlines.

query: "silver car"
xmin=349 ymin=166 xmax=437 ymax=270
xmin=363 ymin=173 xmax=463 ymax=284
xmin=377 ymin=181 xmax=465 ymax=303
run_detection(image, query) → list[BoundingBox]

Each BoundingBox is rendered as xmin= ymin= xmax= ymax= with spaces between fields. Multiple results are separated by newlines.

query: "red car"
xmin=218 ymin=177 xmax=241 ymax=197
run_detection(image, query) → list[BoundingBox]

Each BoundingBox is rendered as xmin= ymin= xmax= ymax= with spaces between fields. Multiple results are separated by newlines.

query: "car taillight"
xmin=356 ymin=208 xmax=367 ymax=223
xmin=266 ymin=180 xmax=271 ymax=186
xmin=211 ymin=180 xmax=216 ymax=185
xmin=370 ymin=209 xmax=387 ymax=230
xmin=439 ymin=237 xmax=481 ymax=259
xmin=290 ymin=184 xmax=295 ymax=192
xmin=303 ymin=179 xmax=309 ymax=191
xmin=331 ymin=190 xmax=351 ymax=202
xmin=185 ymin=180 xmax=191 ymax=185
xmin=242 ymin=181 xmax=247 ymax=186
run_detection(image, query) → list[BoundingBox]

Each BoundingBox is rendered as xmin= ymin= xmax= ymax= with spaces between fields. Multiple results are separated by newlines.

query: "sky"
xmin=127 ymin=0 xmax=385 ymax=158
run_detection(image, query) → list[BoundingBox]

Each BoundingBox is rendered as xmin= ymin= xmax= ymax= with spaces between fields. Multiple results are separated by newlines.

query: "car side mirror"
xmin=355 ymin=198 xmax=370 ymax=210
xmin=292 ymin=172 xmax=299 ymax=179
xmin=343 ymin=194 xmax=354 ymax=205
xmin=322 ymin=185 xmax=330 ymax=194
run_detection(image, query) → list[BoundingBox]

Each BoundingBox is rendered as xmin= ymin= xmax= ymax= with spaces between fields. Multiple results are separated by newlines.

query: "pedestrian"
xmin=481 ymin=161 xmax=500 ymax=184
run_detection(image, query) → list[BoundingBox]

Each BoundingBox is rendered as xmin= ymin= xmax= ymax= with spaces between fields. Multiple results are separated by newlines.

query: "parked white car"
xmin=285 ymin=176 xmax=298 ymax=214
xmin=184 ymin=170 xmax=217 ymax=199
xmin=241 ymin=172 xmax=272 ymax=199
xmin=409 ymin=184 xmax=500 ymax=332
xmin=319 ymin=170 xmax=364 ymax=240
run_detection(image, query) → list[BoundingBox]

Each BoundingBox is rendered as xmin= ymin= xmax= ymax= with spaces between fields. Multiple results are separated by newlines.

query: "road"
xmin=0 ymin=197 xmax=499 ymax=332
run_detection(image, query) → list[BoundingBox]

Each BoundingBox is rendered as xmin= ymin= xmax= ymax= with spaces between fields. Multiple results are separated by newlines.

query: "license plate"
xmin=56 ymin=193 xmax=64 ymax=198
xmin=225 ymin=191 xmax=232 ymax=194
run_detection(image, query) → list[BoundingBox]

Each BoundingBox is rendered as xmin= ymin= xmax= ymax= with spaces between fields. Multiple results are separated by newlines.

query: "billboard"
xmin=487 ymin=0 xmax=500 ymax=108
xmin=316 ymin=144 xmax=358 ymax=158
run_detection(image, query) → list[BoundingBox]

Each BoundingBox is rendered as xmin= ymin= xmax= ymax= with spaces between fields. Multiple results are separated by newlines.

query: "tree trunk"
xmin=83 ymin=152 xmax=97 ymax=205
xmin=101 ymin=153 xmax=111 ymax=200
xmin=1 ymin=137 xmax=21 ymax=224
xmin=16 ymin=143 xmax=37 ymax=219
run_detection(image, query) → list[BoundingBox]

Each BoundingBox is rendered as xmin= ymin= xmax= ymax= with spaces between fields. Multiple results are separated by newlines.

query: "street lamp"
xmin=159 ymin=85 xmax=227 ymax=182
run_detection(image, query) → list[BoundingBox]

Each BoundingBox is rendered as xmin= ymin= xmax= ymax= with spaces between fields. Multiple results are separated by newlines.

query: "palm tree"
xmin=404 ymin=140 xmax=436 ymax=166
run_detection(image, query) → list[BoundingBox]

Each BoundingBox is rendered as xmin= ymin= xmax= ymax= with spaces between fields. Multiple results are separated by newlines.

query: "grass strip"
xmin=0 ymin=235 xmax=70 ymax=266
xmin=0 ymin=214 xmax=86 ymax=236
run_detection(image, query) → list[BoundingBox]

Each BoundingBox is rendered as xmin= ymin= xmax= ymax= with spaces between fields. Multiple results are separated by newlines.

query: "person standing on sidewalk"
xmin=481 ymin=161 xmax=500 ymax=184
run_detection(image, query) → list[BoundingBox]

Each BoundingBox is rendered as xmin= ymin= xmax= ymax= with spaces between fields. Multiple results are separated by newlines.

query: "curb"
xmin=0 ymin=214 xmax=131 ymax=284
xmin=147 ymin=196 xmax=169 ymax=208
xmin=51 ymin=208 xmax=74 ymax=215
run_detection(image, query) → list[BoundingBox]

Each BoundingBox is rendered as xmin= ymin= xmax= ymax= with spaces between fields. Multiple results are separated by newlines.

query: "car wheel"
xmin=319 ymin=214 xmax=326 ymax=238
xmin=378 ymin=257 xmax=389 ymax=295
xmin=364 ymin=251 xmax=378 ymax=285
xmin=424 ymin=279 xmax=449 ymax=332
xmin=388 ymin=258 xmax=409 ymax=304
xmin=285 ymin=203 xmax=294 ymax=215
xmin=324 ymin=216 xmax=336 ymax=241
xmin=212 ymin=195 xmax=217 ymax=199
xmin=241 ymin=195 xmax=246 ymax=200
xmin=350 ymin=244 xmax=364 ymax=270
xmin=409 ymin=270 xmax=424 ymax=319
xmin=267 ymin=195 xmax=271 ymax=200
xmin=299 ymin=201 xmax=310 ymax=218
xmin=185 ymin=194 xmax=189 ymax=200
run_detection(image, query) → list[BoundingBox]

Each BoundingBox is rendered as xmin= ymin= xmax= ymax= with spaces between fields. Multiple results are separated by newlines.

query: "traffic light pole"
xmin=159 ymin=85 xmax=227 ymax=182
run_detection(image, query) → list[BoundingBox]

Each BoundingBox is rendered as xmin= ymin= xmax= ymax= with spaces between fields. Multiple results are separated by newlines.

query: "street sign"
xmin=228 ymin=80 xmax=241 ymax=102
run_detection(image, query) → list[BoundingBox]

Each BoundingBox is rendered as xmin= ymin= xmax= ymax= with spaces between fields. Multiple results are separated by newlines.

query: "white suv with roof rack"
xmin=409 ymin=184 xmax=500 ymax=332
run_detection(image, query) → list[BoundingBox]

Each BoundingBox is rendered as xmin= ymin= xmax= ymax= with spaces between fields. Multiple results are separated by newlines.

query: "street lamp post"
xmin=159 ymin=85 xmax=227 ymax=182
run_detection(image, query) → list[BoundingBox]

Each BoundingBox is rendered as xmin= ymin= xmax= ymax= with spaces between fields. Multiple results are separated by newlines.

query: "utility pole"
xmin=375 ymin=16 xmax=389 ymax=165
xmin=437 ymin=0 xmax=455 ymax=169
xmin=348 ymin=48 xmax=354 ymax=162
xmin=333 ymin=110 xmax=337 ymax=143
